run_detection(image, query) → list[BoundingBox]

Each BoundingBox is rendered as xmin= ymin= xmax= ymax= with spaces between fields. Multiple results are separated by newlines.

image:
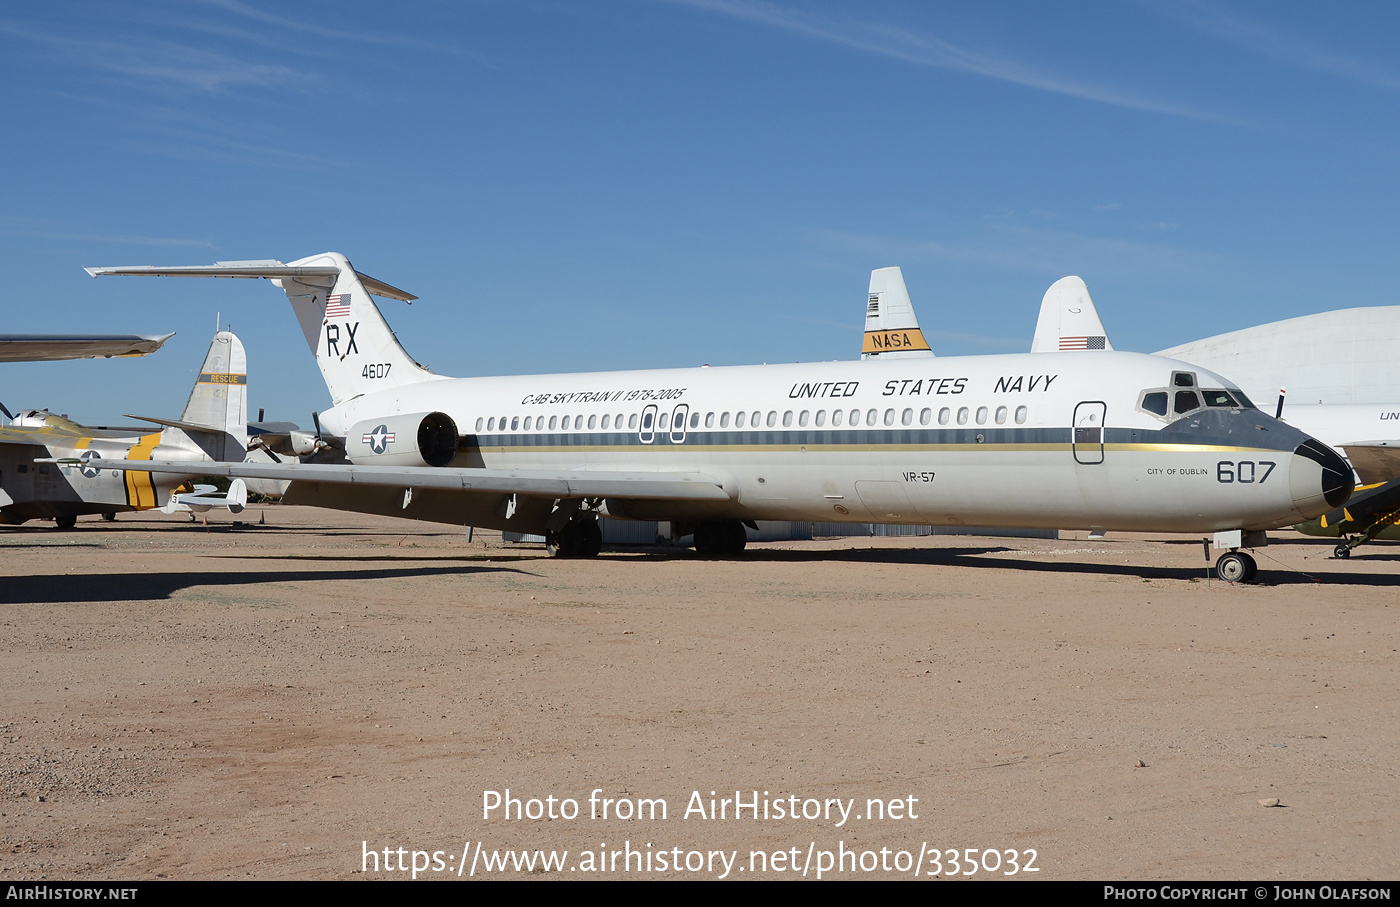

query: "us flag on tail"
xmin=1060 ymin=335 xmax=1106 ymax=350
xmin=325 ymin=294 xmax=351 ymax=318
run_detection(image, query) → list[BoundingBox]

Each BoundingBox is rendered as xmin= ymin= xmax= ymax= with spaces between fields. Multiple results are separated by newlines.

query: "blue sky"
xmin=3 ymin=1 xmax=1399 ymax=425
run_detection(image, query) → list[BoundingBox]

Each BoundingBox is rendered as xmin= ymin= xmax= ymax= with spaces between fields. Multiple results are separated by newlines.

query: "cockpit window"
xmin=1139 ymin=372 xmax=1257 ymax=422
xmin=1138 ymin=370 xmax=1257 ymax=421
xmin=1174 ymin=391 xmax=1200 ymax=414
xmin=1141 ymin=392 xmax=1168 ymax=417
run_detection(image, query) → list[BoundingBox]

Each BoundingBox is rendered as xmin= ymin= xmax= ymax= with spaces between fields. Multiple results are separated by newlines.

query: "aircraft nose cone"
xmin=1289 ymin=438 xmax=1355 ymax=517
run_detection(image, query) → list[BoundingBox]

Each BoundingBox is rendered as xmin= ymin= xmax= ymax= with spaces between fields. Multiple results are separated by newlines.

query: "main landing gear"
xmin=693 ymin=520 xmax=748 ymax=557
xmin=546 ymin=519 xmax=602 ymax=558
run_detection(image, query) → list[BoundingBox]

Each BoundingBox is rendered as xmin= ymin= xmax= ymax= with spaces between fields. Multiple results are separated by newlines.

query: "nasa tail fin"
xmin=125 ymin=331 xmax=248 ymax=461
xmin=1030 ymin=276 xmax=1114 ymax=353
xmin=861 ymin=267 xmax=934 ymax=360
xmin=86 ymin=252 xmax=441 ymax=406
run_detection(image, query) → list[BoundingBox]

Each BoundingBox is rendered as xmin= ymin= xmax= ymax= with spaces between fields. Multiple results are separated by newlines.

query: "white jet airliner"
xmin=82 ymin=253 xmax=1353 ymax=581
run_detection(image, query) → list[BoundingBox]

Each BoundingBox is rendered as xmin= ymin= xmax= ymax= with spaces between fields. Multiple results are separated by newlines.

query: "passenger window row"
xmin=476 ymin=413 xmax=636 ymax=433
xmin=474 ymin=405 xmax=1031 ymax=433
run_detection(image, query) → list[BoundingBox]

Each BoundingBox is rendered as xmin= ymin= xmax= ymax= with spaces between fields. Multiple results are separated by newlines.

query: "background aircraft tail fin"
xmin=1030 ymin=276 xmax=1114 ymax=353
xmin=176 ymin=331 xmax=248 ymax=461
xmin=127 ymin=331 xmax=249 ymax=462
xmin=861 ymin=266 xmax=935 ymax=359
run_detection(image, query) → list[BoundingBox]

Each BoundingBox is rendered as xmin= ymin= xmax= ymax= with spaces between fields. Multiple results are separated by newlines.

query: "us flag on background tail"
xmin=1060 ymin=335 xmax=1106 ymax=350
xmin=325 ymin=294 xmax=351 ymax=318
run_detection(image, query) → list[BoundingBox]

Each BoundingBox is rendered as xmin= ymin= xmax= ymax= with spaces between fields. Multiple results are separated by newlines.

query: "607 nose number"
xmin=1216 ymin=460 xmax=1276 ymax=484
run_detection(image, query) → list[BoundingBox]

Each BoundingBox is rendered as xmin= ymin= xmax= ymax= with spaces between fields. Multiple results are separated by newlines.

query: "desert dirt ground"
xmin=1 ymin=505 xmax=1396 ymax=881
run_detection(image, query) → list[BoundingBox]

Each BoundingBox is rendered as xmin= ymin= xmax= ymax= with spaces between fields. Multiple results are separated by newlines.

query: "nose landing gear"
xmin=1215 ymin=550 xmax=1257 ymax=583
xmin=1212 ymin=529 xmax=1265 ymax=583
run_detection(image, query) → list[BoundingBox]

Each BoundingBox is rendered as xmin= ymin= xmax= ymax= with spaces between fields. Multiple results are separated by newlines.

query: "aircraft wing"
xmin=0 ymin=428 xmax=54 ymax=446
xmin=0 ymin=333 xmax=175 ymax=362
xmin=47 ymin=458 xmax=735 ymax=502
xmin=1340 ymin=442 xmax=1400 ymax=485
xmin=0 ymin=415 xmax=110 ymax=445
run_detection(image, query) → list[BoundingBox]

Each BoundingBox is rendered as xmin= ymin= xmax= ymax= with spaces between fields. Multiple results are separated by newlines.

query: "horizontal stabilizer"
xmin=123 ymin=414 xmax=228 ymax=435
xmin=86 ymin=261 xmax=417 ymax=301
xmin=56 ymin=459 xmax=735 ymax=502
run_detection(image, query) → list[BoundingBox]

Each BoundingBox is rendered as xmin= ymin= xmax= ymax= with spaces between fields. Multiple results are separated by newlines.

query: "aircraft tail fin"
xmin=1030 ymin=276 xmax=1114 ymax=353
xmin=274 ymin=252 xmax=439 ymax=405
xmin=86 ymin=252 xmax=441 ymax=406
xmin=172 ymin=331 xmax=248 ymax=461
xmin=861 ymin=266 xmax=934 ymax=359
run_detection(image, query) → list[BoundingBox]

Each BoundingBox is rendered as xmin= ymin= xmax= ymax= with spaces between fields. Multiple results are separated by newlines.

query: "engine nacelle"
xmin=346 ymin=411 xmax=458 ymax=467
xmin=286 ymin=430 xmax=325 ymax=457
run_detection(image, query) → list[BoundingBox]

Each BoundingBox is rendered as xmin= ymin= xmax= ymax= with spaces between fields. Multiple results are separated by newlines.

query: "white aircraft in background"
xmin=2 ymin=332 xmax=249 ymax=526
xmin=1156 ymin=307 xmax=1400 ymax=406
xmin=84 ymin=253 xmax=1352 ymax=581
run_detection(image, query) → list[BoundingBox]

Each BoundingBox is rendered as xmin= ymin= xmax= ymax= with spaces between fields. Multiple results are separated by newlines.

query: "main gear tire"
xmin=579 ymin=520 xmax=602 ymax=558
xmin=724 ymin=520 xmax=748 ymax=555
xmin=547 ymin=525 xmax=581 ymax=558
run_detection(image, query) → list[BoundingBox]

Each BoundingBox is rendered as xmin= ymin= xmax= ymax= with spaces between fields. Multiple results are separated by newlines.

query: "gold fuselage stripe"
xmin=465 ymin=440 xmax=1281 ymax=456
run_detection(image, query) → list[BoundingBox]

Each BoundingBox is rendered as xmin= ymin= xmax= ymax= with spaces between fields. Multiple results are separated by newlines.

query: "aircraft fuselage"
xmin=301 ymin=351 xmax=1348 ymax=535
